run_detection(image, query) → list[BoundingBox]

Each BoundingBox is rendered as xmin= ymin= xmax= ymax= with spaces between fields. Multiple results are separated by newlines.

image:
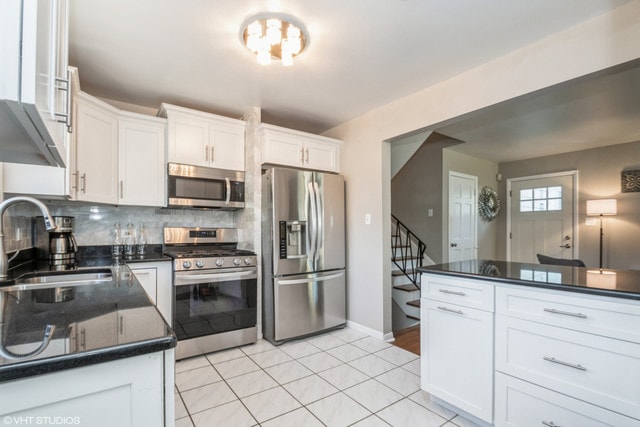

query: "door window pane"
xmin=519 ymin=185 xmax=563 ymax=213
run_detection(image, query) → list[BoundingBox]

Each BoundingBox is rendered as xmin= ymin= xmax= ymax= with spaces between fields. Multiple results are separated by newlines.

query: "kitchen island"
xmin=0 ymin=256 xmax=176 ymax=427
xmin=418 ymin=260 xmax=640 ymax=427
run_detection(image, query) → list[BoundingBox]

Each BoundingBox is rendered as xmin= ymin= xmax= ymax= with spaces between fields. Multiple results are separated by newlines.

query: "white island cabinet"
xmin=420 ymin=274 xmax=494 ymax=424
xmin=420 ymin=270 xmax=640 ymax=427
xmin=258 ymin=123 xmax=342 ymax=173
xmin=0 ymin=0 xmax=71 ymax=167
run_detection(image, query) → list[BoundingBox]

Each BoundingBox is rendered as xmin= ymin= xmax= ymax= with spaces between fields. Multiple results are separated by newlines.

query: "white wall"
xmin=324 ymin=2 xmax=640 ymax=336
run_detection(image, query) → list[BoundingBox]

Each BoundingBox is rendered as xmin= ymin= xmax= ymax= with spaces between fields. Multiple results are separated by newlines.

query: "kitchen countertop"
xmin=0 ymin=246 xmax=175 ymax=382
xmin=419 ymin=259 xmax=640 ymax=300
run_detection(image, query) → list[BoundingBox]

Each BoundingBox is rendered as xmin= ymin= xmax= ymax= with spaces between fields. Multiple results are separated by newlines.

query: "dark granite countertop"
xmin=0 ymin=246 xmax=176 ymax=383
xmin=419 ymin=259 xmax=640 ymax=300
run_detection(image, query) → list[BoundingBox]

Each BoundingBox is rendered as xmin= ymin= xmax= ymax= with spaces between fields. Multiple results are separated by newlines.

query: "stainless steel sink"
xmin=5 ymin=268 xmax=113 ymax=291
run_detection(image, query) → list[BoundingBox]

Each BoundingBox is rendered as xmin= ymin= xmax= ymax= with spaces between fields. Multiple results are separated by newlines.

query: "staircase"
xmin=391 ymin=215 xmax=432 ymax=330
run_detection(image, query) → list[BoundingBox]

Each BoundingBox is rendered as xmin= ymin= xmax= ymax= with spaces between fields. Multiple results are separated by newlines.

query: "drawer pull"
xmin=437 ymin=306 xmax=464 ymax=315
xmin=438 ymin=289 xmax=466 ymax=296
xmin=542 ymin=421 xmax=561 ymax=427
xmin=543 ymin=308 xmax=587 ymax=319
xmin=543 ymin=356 xmax=587 ymax=371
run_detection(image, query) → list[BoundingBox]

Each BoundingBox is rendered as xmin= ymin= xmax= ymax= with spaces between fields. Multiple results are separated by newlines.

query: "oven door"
xmin=173 ymin=267 xmax=257 ymax=343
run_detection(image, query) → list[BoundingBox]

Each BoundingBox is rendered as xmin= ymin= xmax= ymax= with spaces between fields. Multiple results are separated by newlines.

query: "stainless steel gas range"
xmin=163 ymin=227 xmax=257 ymax=360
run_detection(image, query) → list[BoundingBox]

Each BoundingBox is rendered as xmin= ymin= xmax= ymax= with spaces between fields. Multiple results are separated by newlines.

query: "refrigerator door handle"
xmin=312 ymin=180 xmax=322 ymax=263
xmin=307 ymin=181 xmax=318 ymax=265
xmin=278 ymin=271 xmax=345 ymax=285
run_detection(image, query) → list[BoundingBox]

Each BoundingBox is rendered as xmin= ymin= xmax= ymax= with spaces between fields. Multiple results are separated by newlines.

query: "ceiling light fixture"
xmin=240 ymin=13 xmax=308 ymax=66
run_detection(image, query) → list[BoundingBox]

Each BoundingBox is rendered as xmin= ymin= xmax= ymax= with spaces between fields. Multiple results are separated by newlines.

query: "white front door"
xmin=449 ymin=172 xmax=477 ymax=262
xmin=508 ymin=172 xmax=577 ymax=263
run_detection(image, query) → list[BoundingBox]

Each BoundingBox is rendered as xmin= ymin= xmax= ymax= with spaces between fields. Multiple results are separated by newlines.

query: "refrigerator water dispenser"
xmin=279 ymin=220 xmax=307 ymax=259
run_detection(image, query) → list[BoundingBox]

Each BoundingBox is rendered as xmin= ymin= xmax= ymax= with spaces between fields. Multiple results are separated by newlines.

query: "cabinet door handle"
xmin=542 ymin=421 xmax=561 ymax=427
xmin=437 ymin=306 xmax=464 ymax=315
xmin=54 ymin=70 xmax=72 ymax=131
xmin=119 ymin=315 xmax=124 ymax=335
xmin=205 ymin=145 xmax=209 ymax=162
xmin=305 ymin=148 xmax=309 ymax=163
xmin=438 ymin=289 xmax=466 ymax=296
xmin=211 ymin=146 xmax=215 ymax=163
xmin=81 ymin=173 xmax=86 ymax=193
xmin=80 ymin=329 xmax=86 ymax=349
xmin=543 ymin=356 xmax=587 ymax=371
xmin=120 ymin=180 xmax=124 ymax=199
xmin=300 ymin=148 xmax=304 ymax=164
xmin=72 ymin=171 xmax=78 ymax=191
xmin=543 ymin=308 xmax=587 ymax=319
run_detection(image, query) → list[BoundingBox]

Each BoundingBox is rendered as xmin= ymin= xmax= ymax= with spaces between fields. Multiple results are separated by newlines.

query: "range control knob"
xmin=233 ymin=258 xmax=241 ymax=266
xmin=182 ymin=260 xmax=192 ymax=269
xmin=215 ymin=258 xmax=224 ymax=267
xmin=244 ymin=257 xmax=253 ymax=265
xmin=195 ymin=260 xmax=205 ymax=269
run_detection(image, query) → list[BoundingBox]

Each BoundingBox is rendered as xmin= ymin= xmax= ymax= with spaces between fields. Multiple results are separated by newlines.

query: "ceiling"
xmin=69 ymin=0 xmax=637 ymax=157
xmin=437 ymin=62 xmax=640 ymax=163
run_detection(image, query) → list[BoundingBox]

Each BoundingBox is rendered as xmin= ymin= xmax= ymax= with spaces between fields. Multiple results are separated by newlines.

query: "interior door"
xmin=449 ymin=172 xmax=477 ymax=262
xmin=509 ymin=173 xmax=576 ymax=263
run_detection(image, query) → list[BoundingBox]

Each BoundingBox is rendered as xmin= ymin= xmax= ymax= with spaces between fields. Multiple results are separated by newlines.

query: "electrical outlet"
xmin=365 ymin=214 xmax=371 ymax=225
xmin=428 ymin=209 xmax=433 ymax=217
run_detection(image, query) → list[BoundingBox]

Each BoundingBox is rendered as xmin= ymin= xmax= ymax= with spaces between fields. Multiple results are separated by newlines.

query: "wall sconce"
xmin=586 ymin=199 xmax=617 ymax=269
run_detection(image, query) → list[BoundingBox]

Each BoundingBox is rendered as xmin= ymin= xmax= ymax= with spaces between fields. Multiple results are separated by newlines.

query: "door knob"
xmin=450 ymin=243 xmax=458 ymax=248
xmin=564 ymin=235 xmax=571 ymax=241
xmin=559 ymin=244 xmax=571 ymax=248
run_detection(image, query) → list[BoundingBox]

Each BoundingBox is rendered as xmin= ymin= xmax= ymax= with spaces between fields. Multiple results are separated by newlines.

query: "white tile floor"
xmin=174 ymin=327 xmax=480 ymax=427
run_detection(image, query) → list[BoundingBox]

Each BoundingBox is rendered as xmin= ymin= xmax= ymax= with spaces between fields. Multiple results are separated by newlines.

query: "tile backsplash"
xmin=1 ymin=214 xmax=32 ymax=253
xmin=2 ymin=202 xmax=237 ymax=253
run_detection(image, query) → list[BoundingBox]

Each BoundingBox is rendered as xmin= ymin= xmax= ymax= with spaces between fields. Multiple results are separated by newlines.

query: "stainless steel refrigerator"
xmin=262 ymin=167 xmax=346 ymax=344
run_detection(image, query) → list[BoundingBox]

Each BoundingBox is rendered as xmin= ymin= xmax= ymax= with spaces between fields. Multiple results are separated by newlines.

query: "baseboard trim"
xmin=346 ymin=320 xmax=395 ymax=343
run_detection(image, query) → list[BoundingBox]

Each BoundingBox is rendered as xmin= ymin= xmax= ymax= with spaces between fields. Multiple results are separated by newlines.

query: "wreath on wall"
xmin=478 ymin=186 xmax=501 ymax=222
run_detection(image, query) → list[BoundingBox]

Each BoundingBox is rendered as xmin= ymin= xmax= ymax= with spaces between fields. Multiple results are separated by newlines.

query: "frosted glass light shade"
xmin=586 ymin=199 xmax=617 ymax=216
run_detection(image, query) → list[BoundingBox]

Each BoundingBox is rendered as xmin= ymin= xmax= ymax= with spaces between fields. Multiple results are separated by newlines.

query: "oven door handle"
xmin=175 ymin=270 xmax=257 ymax=286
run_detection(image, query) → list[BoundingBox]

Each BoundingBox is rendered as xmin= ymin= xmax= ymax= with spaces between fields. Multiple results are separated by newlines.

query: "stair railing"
xmin=391 ymin=214 xmax=426 ymax=288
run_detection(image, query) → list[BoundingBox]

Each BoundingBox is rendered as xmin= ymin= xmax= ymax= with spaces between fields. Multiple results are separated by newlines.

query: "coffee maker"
xmin=34 ymin=216 xmax=78 ymax=266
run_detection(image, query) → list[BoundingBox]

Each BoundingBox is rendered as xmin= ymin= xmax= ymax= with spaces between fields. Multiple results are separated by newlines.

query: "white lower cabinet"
xmin=421 ymin=273 xmax=494 ymax=423
xmin=495 ymin=285 xmax=640 ymax=425
xmin=0 ymin=352 xmax=169 ymax=427
xmin=495 ymin=373 xmax=639 ymax=427
xmin=130 ymin=261 xmax=172 ymax=324
xmin=421 ymin=273 xmax=640 ymax=426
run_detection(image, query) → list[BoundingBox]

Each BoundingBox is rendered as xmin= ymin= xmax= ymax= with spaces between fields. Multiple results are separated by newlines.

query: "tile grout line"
xmin=174 ymin=329 xmax=446 ymax=427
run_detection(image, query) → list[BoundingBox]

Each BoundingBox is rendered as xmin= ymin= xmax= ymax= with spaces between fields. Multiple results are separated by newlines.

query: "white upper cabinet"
xmin=0 ymin=0 xmax=71 ymax=167
xmin=259 ymin=123 xmax=341 ymax=172
xmin=75 ymin=92 xmax=119 ymax=204
xmin=3 ymin=67 xmax=79 ymax=199
xmin=74 ymin=92 xmax=167 ymax=207
xmin=159 ymin=103 xmax=245 ymax=171
xmin=118 ymin=112 xmax=166 ymax=207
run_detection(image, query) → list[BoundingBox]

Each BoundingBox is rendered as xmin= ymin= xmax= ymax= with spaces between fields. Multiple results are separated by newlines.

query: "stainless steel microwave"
xmin=167 ymin=163 xmax=245 ymax=209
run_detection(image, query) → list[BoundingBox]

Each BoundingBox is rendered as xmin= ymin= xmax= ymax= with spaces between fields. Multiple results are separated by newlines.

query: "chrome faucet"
xmin=0 ymin=196 xmax=56 ymax=279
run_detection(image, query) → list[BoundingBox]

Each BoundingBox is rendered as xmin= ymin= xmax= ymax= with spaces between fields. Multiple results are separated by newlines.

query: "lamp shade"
xmin=586 ymin=199 xmax=617 ymax=216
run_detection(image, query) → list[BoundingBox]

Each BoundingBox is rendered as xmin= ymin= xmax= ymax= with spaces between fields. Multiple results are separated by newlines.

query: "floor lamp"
xmin=586 ymin=199 xmax=617 ymax=269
